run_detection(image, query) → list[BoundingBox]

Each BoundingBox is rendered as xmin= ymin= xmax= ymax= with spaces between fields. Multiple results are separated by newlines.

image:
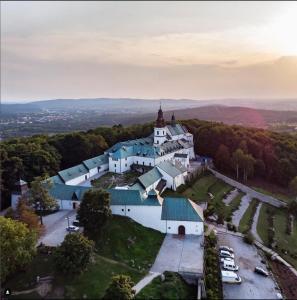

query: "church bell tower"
xmin=154 ymin=105 xmax=167 ymax=146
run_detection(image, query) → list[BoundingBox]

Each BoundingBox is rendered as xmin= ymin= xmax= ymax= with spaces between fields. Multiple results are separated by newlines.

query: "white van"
xmin=220 ymin=257 xmax=234 ymax=263
xmin=223 ymin=260 xmax=239 ymax=271
xmin=221 ymin=270 xmax=242 ymax=284
xmin=220 ymin=250 xmax=235 ymax=259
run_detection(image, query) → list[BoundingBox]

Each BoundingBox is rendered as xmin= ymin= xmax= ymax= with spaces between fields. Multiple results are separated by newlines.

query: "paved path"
xmin=133 ymin=234 xmax=204 ymax=295
xmin=251 ymin=203 xmax=263 ymax=243
xmin=38 ymin=210 xmax=77 ymax=246
xmin=133 ymin=272 xmax=161 ymax=295
xmin=209 ymin=168 xmax=286 ymax=208
xmin=223 ymin=188 xmax=239 ymax=206
xmin=232 ymin=194 xmax=252 ymax=227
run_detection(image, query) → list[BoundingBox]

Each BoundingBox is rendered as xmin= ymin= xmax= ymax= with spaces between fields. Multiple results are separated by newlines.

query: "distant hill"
xmin=2 ymin=97 xmax=297 ymax=114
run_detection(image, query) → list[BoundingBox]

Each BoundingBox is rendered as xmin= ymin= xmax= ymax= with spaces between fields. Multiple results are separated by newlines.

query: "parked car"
xmin=223 ymin=260 xmax=239 ymax=271
xmin=219 ymin=245 xmax=234 ymax=253
xmin=220 ymin=250 xmax=235 ymax=259
xmin=221 ymin=270 xmax=242 ymax=284
xmin=254 ymin=266 xmax=269 ymax=276
xmin=220 ymin=257 xmax=234 ymax=263
xmin=66 ymin=225 xmax=79 ymax=232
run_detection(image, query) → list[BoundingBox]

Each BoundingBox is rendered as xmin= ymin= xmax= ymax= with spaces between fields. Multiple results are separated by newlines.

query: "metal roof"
xmin=48 ymin=184 xmax=91 ymax=201
xmin=108 ymin=188 xmax=161 ymax=206
xmin=166 ymin=124 xmax=187 ymax=136
xmin=157 ymin=161 xmax=186 ymax=178
xmin=83 ymin=154 xmax=108 ymax=170
xmin=130 ymin=182 xmax=145 ymax=194
xmin=49 ymin=175 xmax=64 ymax=185
xmin=161 ymin=197 xmax=203 ymax=222
xmin=138 ymin=167 xmax=162 ymax=188
xmin=58 ymin=164 xmax=89 ymax=182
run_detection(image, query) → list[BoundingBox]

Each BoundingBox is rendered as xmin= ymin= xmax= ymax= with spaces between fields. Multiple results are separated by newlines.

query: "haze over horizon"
xmin=1 ymin=1 xmax=297 ymax=103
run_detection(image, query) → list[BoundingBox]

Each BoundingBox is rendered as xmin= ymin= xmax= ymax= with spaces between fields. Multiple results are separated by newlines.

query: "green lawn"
xmin=163 ymin=174 xmax=234 ymax=220
xmin=257 ymin=203 xmax=270 ymax=245
xmin=135 ymin=272 xmax=197 ymax=300
xmin=252 ymin=186 xmax=294 ymax=204
xmin=5 ymin=215 xmax=164 ymax=299
xmin=64 ymin=255 xmax=143 ymax=299
xmin=238 ymin=198 xmax=259 ymax=233
xmin=182 ymin=175 xmax=218 ymax=203
xmin=257 ymin=203 xmax=297 ymax=269
xmin=96 ymin=215 xmax=165 ymax=271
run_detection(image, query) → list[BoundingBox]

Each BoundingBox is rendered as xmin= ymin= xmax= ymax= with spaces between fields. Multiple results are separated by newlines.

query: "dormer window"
xmin=157 ymin=131 xmax=159 ymax=135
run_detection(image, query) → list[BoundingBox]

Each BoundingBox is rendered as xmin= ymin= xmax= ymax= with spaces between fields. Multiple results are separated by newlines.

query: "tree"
xmin=17 ymin=197 xmax=44 ymax=236
xmin=54 ymin=233 xmax=94 ymax=274
xmin=28 ymin=177 xmax=58 ymax=225
xmin=215 ymin=144 xmax=231 ymax=172
xmin=77 ymin=189 xmax=111 ymax=236
xmin=241 ymin=153 xmax=256 ymax=182
xmin=103 ymin=275 xmax=135 ymax=300
xmin=231 ymin=149 xmax=245 ymax=180
xmin=0 ymin=216 xmax=37 ymax=282
xmin=289 ymin=176 xmax=297 ymax=200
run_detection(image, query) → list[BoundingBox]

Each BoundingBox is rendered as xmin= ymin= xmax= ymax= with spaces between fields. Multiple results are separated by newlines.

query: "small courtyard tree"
xmin=0 ymin=216 xmax=37 ymax=282
xmin=54 ymin=233 xmax=94 ymax=274
xmin=28 ymin=177 xmax=58 ymax=225
xmin=77 ymin=189 xmax=111 ymax=236
xmin=103 ymin=275 xmax=135 ymax=300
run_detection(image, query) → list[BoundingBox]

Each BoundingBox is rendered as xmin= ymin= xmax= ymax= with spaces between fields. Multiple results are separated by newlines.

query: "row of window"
xmin=156 ymin=130 xmax=165 ymax=135
xmin=121 ymin=208 xmax=130 ymax=212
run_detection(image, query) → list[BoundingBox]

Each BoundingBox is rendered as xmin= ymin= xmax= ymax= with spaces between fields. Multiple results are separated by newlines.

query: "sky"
xmin=1 ymin=1 xmax=297 ymax=103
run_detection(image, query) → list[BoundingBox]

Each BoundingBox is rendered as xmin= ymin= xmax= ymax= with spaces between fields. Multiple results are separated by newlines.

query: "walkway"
xmin=251 ymin=203 xmax=263 ymax=243
xmin=209 ymin=168 xmax=287 ymax=208
xmin=133 ymin=234 xmax=204 ymax=295
xmin=223 ymin=188 xmax=239 ymax=206
xmin=232 ymin=194 xmax=252 ymax=227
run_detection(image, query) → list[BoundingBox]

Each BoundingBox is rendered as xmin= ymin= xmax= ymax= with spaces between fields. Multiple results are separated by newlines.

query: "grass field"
xmin=135 ymin=271 xmax=197 ymax=300
xmin=252 ymin=186 xmax=294 ymax=204
xmin=6 ymin=216 xmax=164 ymax=299
xmin=257 ymin=203 xmax=297 ymax=269
xmin=238 ymin=198 xmax=259 ymax=233
xmin=96 ymin=215 xmax=165 ymax=271
xmin=64 ymin=255 xmax=143 ymax=299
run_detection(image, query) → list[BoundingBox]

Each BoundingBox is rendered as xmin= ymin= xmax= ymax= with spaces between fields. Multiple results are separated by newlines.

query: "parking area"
xmin=38 ymin=210 xmax=77 ymax=246
xmin=218 ymin=233 xmax=281 ymax=299
xmin=151 ymin=234 xmax=204 ymax=276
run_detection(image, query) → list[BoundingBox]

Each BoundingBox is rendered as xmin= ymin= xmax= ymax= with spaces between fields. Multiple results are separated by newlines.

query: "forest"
xmin=1 ymin=119 xmax=297 ymax=208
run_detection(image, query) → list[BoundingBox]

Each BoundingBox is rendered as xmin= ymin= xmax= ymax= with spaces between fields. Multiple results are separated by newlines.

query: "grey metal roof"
xmin=138 ymin=167 xmax=162 ymax=188
xmin=58 ymin=164 xmax=89 ymax=182
xmin=83 ymin=154 xmax=108 ymax=170
xmin=174 ymin=153 xmax=188 ymax=158
xmin=157 ymin=161 xmax=186 ymax=178
xmin=161 ymin=197 xmax=203 ymax=222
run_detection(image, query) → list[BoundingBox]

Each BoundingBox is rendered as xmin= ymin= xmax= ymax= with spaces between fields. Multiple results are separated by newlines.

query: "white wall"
xmin=154 ymin=127 xmax=167 ymax=145
xmin=156 ymin=167 xmax=175 ymax=190
xmin=59 ymin=199 xmax=80 ymax=210
xmin=11 ymin=194 xmax=20 ymax=209
xmin=65 ymin=174 xmax=89 ymax=186
xmin=165 ymin=220 xmax=203 ymax=235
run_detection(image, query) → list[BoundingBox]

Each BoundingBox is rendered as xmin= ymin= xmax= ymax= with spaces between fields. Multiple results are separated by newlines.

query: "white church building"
xmin=11 ymin=107 xmax=204 ymax=235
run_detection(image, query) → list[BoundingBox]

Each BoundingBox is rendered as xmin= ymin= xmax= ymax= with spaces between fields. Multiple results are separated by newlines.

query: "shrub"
xmin=243 ymin=231 xmax=254 ymax=245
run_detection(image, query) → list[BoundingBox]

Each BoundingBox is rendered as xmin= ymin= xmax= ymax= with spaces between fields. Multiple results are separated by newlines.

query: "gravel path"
xmin=223 ymin=189 xmax=239 ymax=206
xmin=232 ymin=194 xmax=252 ymax=227
xmin=251 ymin=202 xmax=263 ymax=243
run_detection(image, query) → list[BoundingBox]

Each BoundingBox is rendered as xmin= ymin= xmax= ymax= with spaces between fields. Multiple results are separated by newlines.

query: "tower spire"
xmin=156 ymin=105 xmax=165 ymax=127
xmin=171 ymin=112 xmax=176 ymax=126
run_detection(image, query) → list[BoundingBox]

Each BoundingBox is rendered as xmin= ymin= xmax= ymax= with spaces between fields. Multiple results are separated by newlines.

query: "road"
xmin=38 ymin=210 xmax=77 ymax=246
